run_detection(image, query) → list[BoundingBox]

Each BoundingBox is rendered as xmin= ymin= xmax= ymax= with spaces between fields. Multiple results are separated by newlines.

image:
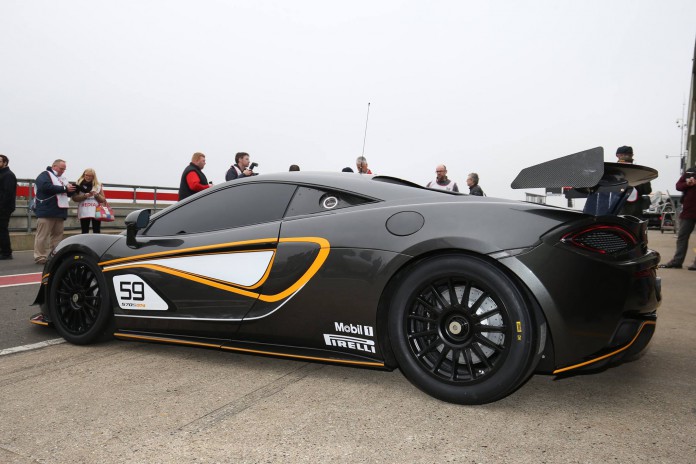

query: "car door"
xmin=104 ymin=182 xmax=297 ymax=339
xmin=238 ymin=186 xmax=390 ymax=352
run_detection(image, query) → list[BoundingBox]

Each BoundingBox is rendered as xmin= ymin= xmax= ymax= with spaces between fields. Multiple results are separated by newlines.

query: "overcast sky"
xmin=1 ymin=0 xmax=695 ymax=201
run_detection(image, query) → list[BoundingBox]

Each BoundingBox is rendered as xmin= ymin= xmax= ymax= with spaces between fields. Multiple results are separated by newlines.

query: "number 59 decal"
xmin=120 ymin=281 xmax=145 ymax=301
xmin=112 ymin=275 xmax=168 ymax=310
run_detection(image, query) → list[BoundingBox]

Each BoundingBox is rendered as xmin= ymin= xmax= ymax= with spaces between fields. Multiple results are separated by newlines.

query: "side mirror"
xmin=125 ymin=209 xmax=151 ymax=248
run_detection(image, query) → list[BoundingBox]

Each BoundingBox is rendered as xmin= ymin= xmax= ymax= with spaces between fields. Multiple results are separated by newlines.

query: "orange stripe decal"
xmin=114 ymin=333 xmax=384 ymax=367
xmin=220 ymin=345 xmax=384 ymax=367
xmin=552 ymin=321 xmax=656 ymax=374
xmin=115 ymin=333 xmax=222 ymax=349
xmin=102 ymin=236 xmax=330 ymax=303
xmin=99 ymin=238 xmax=278 ymax=266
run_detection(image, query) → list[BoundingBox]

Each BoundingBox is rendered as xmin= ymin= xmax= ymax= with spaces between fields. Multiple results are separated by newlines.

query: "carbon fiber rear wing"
xmin=510 ymin=147 xmax=658 ymax=215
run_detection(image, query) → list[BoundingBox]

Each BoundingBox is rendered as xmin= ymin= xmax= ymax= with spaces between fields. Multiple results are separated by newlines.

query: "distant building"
xmin=685 ymin=38 xmax=695 ymax=171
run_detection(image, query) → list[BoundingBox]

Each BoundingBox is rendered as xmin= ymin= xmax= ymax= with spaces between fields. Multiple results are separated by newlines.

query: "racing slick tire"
xmin=48 ymin=254 xmax=113 ymax=345
xmin=388 ymin=254 xmax=538 ymax=404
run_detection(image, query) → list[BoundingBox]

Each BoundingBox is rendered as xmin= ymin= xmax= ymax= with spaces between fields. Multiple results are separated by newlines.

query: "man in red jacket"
xmin=178 ymin=152 xmax=210 ymax=201
xmin=660 ymin=165 xmax=696 ymax=270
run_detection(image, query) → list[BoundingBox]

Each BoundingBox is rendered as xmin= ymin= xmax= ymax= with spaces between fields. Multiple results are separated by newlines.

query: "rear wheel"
xmin=388 ymin=255 xmax=537 ymax=404
xmin=49 ymin=254 xmax=112 ymax=344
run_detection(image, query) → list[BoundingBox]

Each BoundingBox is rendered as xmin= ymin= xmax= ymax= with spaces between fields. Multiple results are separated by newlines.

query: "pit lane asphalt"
xmin=1 ymin=232 xmax=694 ymax=463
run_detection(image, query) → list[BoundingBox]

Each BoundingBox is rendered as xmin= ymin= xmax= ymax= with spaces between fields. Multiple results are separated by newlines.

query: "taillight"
xmin=561 ymin=225 xmax=637 ymax=254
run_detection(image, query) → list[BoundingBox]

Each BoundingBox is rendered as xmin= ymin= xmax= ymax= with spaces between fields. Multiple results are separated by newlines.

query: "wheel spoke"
xmin=462 ymin=348 xmax=476 ymax=379
xmin=66 ymin=310 xmax=77 ymax=330
xmin=408 ymin=329 xmax=438 ymax=340
xmin=416 ymin=338 xmax=442 ymax=358
xmin=66 ymin=270 xmax=78 ymax=289
xmin=432 ymin=346 xmax=450 ymax=374
xmin=450 ymin=349 xmax=460 ymax=381
xmin=429 ymin=285 xmax=450 ymax=310
xmin=83 ymin=300 xmax=98 ymax=314
xmin=83 ymin=309 xmax=95 ymax=325
xmin=76 ymin=266 xmax=85 ymax=286
xmin=475 ymin=307 xmax=501 ymax=322
xmin=476 ymin=324 xmax=507 ymax=333
xmin=475 ymin=334 xmax=504 ymax=353
xmin=78 ymin=310 xmax=88 ymax=331
xmin=408 ymin=314 xmax=437 ymax=323
xmin=462 ymin=282 xmax=471 ymax=309
xmin=447 ymin=279 xmax=459 ymax=306
xmin=470 ymin=343 xmax=493 ymax=370
xmin=469 ymin=292 xmax=489 ymax=313
xmin=415 ymin=297 xmax=441 ymax=315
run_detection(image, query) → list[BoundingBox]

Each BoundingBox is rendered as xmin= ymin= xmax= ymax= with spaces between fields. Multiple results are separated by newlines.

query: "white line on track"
xmin=0 ymin=282 xmax=41 ymax=288
xmin=0 ymin=338 xmax=65 ymax=357
xmin=0 ymin=272 xmax=42 ymax=277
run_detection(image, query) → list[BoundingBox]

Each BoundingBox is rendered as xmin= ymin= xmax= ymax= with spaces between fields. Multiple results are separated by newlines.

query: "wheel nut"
xmin=449 ymin=321 xmax=462 ymax=335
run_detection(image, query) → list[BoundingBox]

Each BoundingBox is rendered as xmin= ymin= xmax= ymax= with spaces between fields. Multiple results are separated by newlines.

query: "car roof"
xmin=213 ymin=171 xmax=454 ymax=202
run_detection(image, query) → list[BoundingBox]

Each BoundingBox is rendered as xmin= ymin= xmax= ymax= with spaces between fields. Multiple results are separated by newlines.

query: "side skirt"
xmin=114 ymin=331 xmax=389 ymax=370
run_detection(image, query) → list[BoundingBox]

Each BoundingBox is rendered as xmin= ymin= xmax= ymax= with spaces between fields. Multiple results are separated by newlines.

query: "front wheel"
xmin=388 ymin=255 xmax=538 ymax=404
xmin=49 ymin=254 xmax=113 ymax=344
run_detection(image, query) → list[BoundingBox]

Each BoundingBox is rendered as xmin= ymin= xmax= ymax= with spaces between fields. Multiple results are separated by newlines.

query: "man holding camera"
xmin=226 ymin=152 xmax=255 ymax=181
xmin=33 ymin=159 xmax=76 ymax=264
xmin=660 ymin=165 xmax=696 ymax=270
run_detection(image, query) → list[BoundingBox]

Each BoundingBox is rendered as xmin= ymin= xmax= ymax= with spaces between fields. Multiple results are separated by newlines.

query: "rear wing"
xmin=511 ymin=147 xmax=658 ymax=215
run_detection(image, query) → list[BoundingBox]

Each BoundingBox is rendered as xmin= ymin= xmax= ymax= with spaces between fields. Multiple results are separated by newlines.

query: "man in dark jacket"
xmin=225 ymin=152 xmax=254 ymax=181
xmin=586 ymin=146 xmax=653 ymax=216
xmin=0 ymin=154 xmax=17 ymax=259
xmin=660 ymin=165 xmax=696 ymax=270
xmin=33 ymin=159 xmax=76 ymax=264
xmin=615 ymin=146 xmax=652 ymax=217
xmin=466 ymin=172 xmax=485 ymax=196
xmin=178 ymin=152 xmax=210 ymax=201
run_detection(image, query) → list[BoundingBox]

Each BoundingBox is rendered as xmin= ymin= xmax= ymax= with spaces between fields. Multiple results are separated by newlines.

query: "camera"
xmin=248 ymin=162 xmax=259 ymax=176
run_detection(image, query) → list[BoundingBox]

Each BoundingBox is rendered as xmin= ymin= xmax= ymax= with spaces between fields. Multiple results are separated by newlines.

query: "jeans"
xmin=669 ymin=217 xmax=695 ymax=266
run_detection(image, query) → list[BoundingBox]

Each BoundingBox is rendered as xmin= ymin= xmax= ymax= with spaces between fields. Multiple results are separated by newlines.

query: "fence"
xmin=13 ymin=179 xmax=179 ymax=233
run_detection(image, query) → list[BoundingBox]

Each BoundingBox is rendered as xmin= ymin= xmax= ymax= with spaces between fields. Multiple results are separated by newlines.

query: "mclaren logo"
xmin=323 ymin=334 xmax=376 ymax=354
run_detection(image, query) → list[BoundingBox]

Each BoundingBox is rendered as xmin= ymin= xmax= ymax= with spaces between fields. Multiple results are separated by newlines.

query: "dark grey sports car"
xmin=32 ymin=148 xmax=661 ymax=404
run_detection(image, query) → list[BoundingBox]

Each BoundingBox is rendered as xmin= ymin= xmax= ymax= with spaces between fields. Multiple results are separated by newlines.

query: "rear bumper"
xmin=501 ymin=239 xmax=660 ymax=369
xmin=552 ymin=315 xmax=656 ymax=374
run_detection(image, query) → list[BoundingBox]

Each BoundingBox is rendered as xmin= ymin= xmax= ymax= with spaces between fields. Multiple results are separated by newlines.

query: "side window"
xmin=146 ymin=183 xmax=297 ymax=235
xmin=284 ymin=186 xmax=373 ymax=218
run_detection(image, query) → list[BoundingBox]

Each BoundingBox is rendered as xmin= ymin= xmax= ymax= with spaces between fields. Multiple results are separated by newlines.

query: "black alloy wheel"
xmin=49 ymin=255 xmax=112 ymax=344
xmin=388 ymin=255 xmax=538 ymax=404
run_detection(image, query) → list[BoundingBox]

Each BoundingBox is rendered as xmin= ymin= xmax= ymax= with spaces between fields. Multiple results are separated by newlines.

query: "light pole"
xmin=674 ymin=101 xmax=688 ymax=173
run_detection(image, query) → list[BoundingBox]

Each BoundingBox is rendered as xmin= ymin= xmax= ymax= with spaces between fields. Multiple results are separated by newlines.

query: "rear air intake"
xmin=561 ymin=225 xmax=637 ymax=254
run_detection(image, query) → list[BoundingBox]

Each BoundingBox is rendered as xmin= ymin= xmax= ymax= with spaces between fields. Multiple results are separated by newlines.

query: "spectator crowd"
xmin=1 ymin=146 xmax=695 ymax=269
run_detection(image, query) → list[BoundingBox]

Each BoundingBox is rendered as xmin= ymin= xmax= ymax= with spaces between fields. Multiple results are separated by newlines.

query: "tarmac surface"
xmin=0 ymin=230 xmax=695 ymax=463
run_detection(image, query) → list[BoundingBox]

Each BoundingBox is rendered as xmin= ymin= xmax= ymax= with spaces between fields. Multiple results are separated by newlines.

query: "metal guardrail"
xmin=14 ymin=179 xmax=179 ymax=233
